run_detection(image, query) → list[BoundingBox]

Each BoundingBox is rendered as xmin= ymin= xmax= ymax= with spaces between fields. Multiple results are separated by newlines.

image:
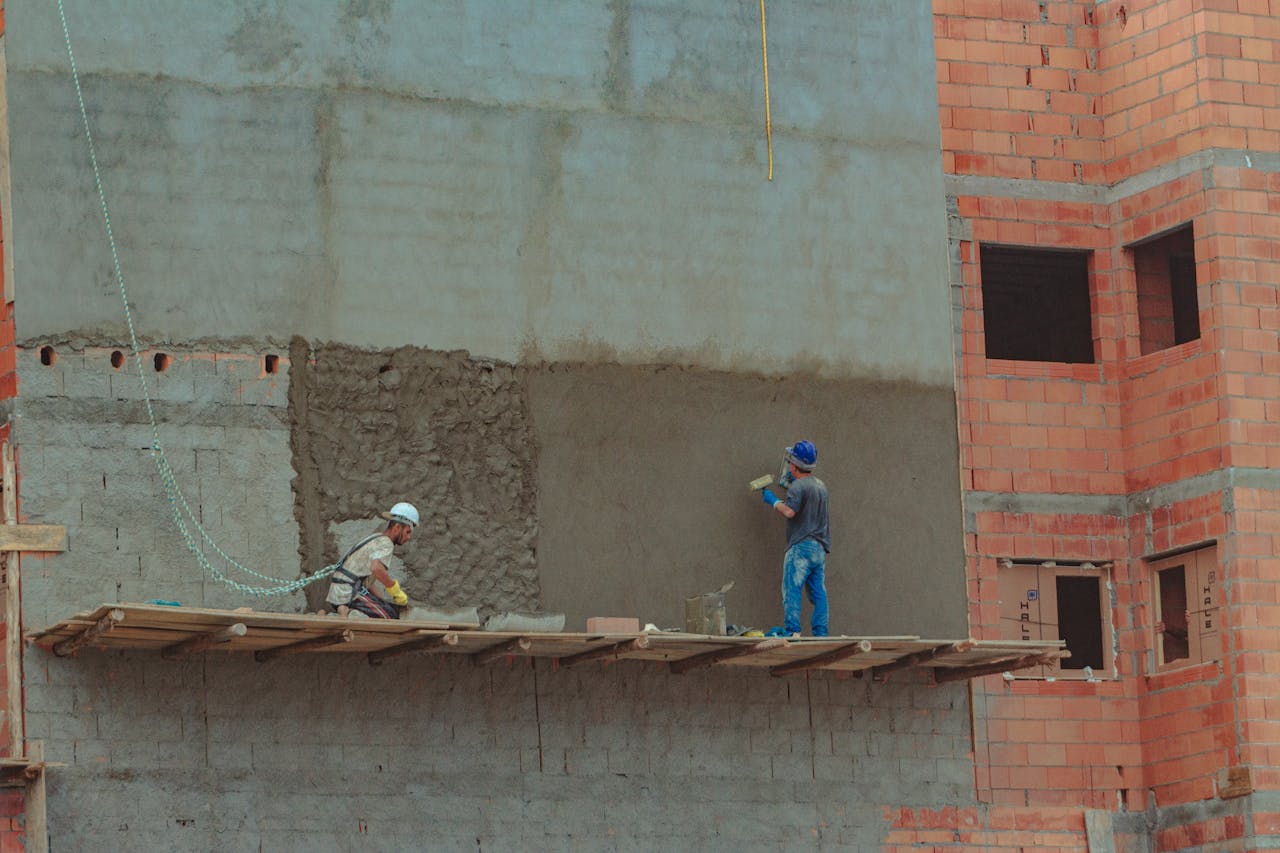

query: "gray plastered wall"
xmin=6 ymin=0 xmax=974 ymax=847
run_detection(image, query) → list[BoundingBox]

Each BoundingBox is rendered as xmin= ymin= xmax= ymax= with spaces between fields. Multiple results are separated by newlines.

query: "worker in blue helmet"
xmin=758 ymin=441 xmax=830 ymax=637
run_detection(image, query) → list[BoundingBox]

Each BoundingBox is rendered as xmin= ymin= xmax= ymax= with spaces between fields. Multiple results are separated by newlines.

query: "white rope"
xmin=54 ymin=0 xmax=331 ymax=596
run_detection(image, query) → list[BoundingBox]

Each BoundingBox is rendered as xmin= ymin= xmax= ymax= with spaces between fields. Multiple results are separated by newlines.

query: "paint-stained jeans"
xmin=782 ymin=538 xmax=828 ymax=636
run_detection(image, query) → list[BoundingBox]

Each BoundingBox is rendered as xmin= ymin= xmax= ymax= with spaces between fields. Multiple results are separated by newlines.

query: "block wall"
xmin=26 ymin=649 xmax=977 ymax=850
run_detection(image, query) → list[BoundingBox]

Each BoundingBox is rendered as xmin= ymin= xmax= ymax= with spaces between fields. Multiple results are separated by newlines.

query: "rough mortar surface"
xmin=289 ymin=343 xmax=541 ymax=616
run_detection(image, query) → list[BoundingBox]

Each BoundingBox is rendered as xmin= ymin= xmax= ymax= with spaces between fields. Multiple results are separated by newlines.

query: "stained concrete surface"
xmin=287 ymin=345 xmax=967 ymax=634
xmin=7 ymin=0 xmax=954 ymax=385
xmin=529 ymin=363 xmax=968 ymax=635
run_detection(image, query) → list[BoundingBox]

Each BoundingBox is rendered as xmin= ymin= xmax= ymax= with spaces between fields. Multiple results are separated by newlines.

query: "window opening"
xmin=998 ymin=560 xmax=1112 ymax=677
xmin=1055 ymin=575 xmax=1104 ymax=670
xmin=1150 ymin=545 xmax=1219 ymax=672
xmin=1132 ymin=224 xmax=1199 ymax=355
xmin=979 ymin=246 xmax=1094 ymax=363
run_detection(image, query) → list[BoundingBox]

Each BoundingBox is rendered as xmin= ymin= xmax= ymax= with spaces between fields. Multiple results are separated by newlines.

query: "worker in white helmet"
xmin=325 ymin=502 xmax=418 ymax=619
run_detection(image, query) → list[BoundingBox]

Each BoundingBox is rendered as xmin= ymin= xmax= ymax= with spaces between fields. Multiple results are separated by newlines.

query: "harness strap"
xmin=331 ymin=533 xmax=386 ymax=603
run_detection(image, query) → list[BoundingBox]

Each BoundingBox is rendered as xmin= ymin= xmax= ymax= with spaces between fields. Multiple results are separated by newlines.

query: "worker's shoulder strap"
xmin=332 ymin=532 xmax=386 ymax=583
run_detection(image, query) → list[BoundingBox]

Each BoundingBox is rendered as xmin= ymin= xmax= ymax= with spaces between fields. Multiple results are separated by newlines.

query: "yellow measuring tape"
xmin=759 ymin=0 xmax=773 ymax=181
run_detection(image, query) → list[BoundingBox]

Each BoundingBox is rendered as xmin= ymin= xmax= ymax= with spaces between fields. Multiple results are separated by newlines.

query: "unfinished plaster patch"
xmin=290 ymin=343 xmax=541 ymax=616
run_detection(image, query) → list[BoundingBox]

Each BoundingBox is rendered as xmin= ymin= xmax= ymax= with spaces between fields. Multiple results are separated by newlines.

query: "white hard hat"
xmin=381 ymin=501 xmax=420 ymax=528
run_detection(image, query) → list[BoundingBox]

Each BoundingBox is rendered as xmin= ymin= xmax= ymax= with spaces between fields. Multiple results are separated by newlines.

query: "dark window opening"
xmin=1150 ymin=545 xmax=1219 ymax=672
xmin=1133 ymin=225 xmax=1199 ymax=355
xmin=998 ymin=560 xmax=1112 ymax=678
xmin=980 ymin=246 xmax=1095 ymax=363
xmin=1156 ymin=564 xmax=1189 ymax=665
xmin=1056 ymin=575 xmax=1104 ymax=670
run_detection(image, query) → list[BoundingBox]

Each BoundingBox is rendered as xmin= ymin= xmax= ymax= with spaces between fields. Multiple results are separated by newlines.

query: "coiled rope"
xmin=54 ymin=0 xmax=331 ymax=596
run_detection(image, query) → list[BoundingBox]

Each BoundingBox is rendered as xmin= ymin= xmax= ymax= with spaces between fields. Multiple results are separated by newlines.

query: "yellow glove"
xmin=385 ymin=580 xmax=409 ymax=607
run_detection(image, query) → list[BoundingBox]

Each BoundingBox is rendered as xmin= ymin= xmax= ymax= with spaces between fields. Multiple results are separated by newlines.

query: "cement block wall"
xmin=27 ymin=646 xmax=974 ymax=850
xmin=0 ymin=0 xmax=982 ymax=848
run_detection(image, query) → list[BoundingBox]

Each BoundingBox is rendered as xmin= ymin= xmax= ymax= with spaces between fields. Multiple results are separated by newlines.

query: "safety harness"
xmin=331 ymin=533 xmax=400 ymax=619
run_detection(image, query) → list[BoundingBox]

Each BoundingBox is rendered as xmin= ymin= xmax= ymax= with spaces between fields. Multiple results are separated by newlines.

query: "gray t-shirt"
xmin=783 ymin=476 xmax=829 ymax=552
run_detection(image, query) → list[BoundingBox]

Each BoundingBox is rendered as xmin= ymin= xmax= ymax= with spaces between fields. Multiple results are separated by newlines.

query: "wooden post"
xmin=52 ymin=609 xmax=125 ymax=658
xmin=367 ymin=632 xmax=458 ymax=666
xmin=558 ymin=637 xmax=650 ymax=669
xmin=161 ymin=624 xmax=247 ymax=660
xmin=471 ymin=637 xmax=532 ymax=666
xmin=2 ymin=442 xmax=20 ymax=748
xmin=24 ymin=740 xmax=46 ymax=853
xmin=770 ymin=639 xmax=873 ymax=677
xmin=254 ymin=630 xmax=351 ymax=662
xmin=668 ymin=637 xmax=786 ymax=675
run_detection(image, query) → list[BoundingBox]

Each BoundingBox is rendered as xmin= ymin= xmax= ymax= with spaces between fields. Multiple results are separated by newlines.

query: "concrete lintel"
xmin=964 ymin=491 xmax=1126 ymax=519
xmin=967 ymin=468 xmax=1280 ymax=529
xmin=945 ymin=147 xmax=1280 ymax=215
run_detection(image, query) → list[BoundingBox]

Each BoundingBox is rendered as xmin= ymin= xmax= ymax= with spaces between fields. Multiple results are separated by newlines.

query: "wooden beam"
xmin=52 ymin=608 xmax=125 ymax=657
xmin=368 ymin=632 xmax=459 ymax=666
xmin=254 ymin=629 xmax=352 ymax=662
xmin=24 ymin=741 xmax=47 ymax=853
xmin=0 ymin=525 xmax=65 ymax=553
xmin=770 ymin=639 xmax=873 ymax=677
xmin=870 ymin=641 xmax=975 ymax=681
xmin=669 ymin=637 xmax=786 ymax=675
xmin=931 ymin=651 xmax=1066 ymax=684
xmin=559 ymin=636 xmax=650 ymax=668
xmin=3 ymin=442 xmax=22 ymax=748
xmin=161 ymin=623 xmax=247 ymax=660
xmin=472 ymin=637 xmax=532 ymax=666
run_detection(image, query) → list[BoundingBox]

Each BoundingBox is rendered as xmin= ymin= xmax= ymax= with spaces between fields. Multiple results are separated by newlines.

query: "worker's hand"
xmin=761 ymin=488 xmax=780 ymax=507
xmin=385 ymin=580 xmax=409 ymax=607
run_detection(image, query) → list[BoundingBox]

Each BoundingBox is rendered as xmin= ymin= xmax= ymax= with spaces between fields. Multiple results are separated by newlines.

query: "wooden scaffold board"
xmin=27 ymin=603 xmax=1064 ymax=682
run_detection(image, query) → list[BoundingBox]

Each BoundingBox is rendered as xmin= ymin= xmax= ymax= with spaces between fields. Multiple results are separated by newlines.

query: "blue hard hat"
xmin=786 ymin=440 xmax=817 ymax=470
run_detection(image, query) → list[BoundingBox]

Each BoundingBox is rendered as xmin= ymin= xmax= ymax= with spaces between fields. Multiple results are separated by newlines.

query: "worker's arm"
xmin=369 ymin=560 xmax=409 ymax=605
xmin=760 ymin=488 xmax=797 ymax=519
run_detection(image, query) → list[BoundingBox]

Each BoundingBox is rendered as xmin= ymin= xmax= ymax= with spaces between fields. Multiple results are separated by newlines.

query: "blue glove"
xmin=761 ymin=488 xmax=780 ymax=507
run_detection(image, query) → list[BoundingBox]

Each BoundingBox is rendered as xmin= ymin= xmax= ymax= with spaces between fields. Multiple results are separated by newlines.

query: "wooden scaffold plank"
xmin=870 ymin=640 xmax=975 ymax=681
xmin=932 ymin=650 xmax=1068 ymax=684
xmin=0 ymin=525 xmax=66 ymax=553
xmin=669 ymin=637 xmax=786 ymax=675
xmin=52 ymin=608 xmax=125 ymax=657
xmin=770 ymin=639 xmax=873 ymax=677
xmin=368 ymin=632 xmax=459 ymax=666
xmin=559 ymin=637 xmax=649 ymax=669
xmin=254 ymin=630 xmax=352 ymax=662
xmin=161 ymin=623 xmax=248 ymax=660
xmin=472 ymin=637 xmax=532 ymax=666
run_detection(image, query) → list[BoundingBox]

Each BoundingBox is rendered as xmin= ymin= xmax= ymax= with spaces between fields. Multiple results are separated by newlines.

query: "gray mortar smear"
xmin=289 ymin=339 xmax=542 ymax=616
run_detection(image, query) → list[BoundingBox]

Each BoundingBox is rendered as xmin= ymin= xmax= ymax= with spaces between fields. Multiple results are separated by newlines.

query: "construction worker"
xmin=325 ymin=502 xmax=417 ymax=619
xmin=758 ymin=441 xmax=830 ymax=637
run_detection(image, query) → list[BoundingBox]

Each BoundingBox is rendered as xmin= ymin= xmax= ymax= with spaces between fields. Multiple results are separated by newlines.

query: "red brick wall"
xmin=935 ymin=0 xmax=1280 ymax=847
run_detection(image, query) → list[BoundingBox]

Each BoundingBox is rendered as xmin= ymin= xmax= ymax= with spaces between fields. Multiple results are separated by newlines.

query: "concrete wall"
xmin=5 ymin=1 xmax=974 ymax=847
xmin=29 ymin=652 xmax=973 ymax=851
xmin=7 ymin=0 xmax=953 ymax=385
xmin=6 ymin=0 xmax=968 ymax=634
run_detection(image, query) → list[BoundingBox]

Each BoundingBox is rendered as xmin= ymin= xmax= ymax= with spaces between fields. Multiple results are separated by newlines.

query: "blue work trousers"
xmin=782 ymin=538 xmax=828 ymax=636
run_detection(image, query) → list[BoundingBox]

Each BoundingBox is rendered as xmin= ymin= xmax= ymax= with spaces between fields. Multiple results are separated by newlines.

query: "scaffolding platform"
xmin=26 ymin=603 xmax=1066 ymax=680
